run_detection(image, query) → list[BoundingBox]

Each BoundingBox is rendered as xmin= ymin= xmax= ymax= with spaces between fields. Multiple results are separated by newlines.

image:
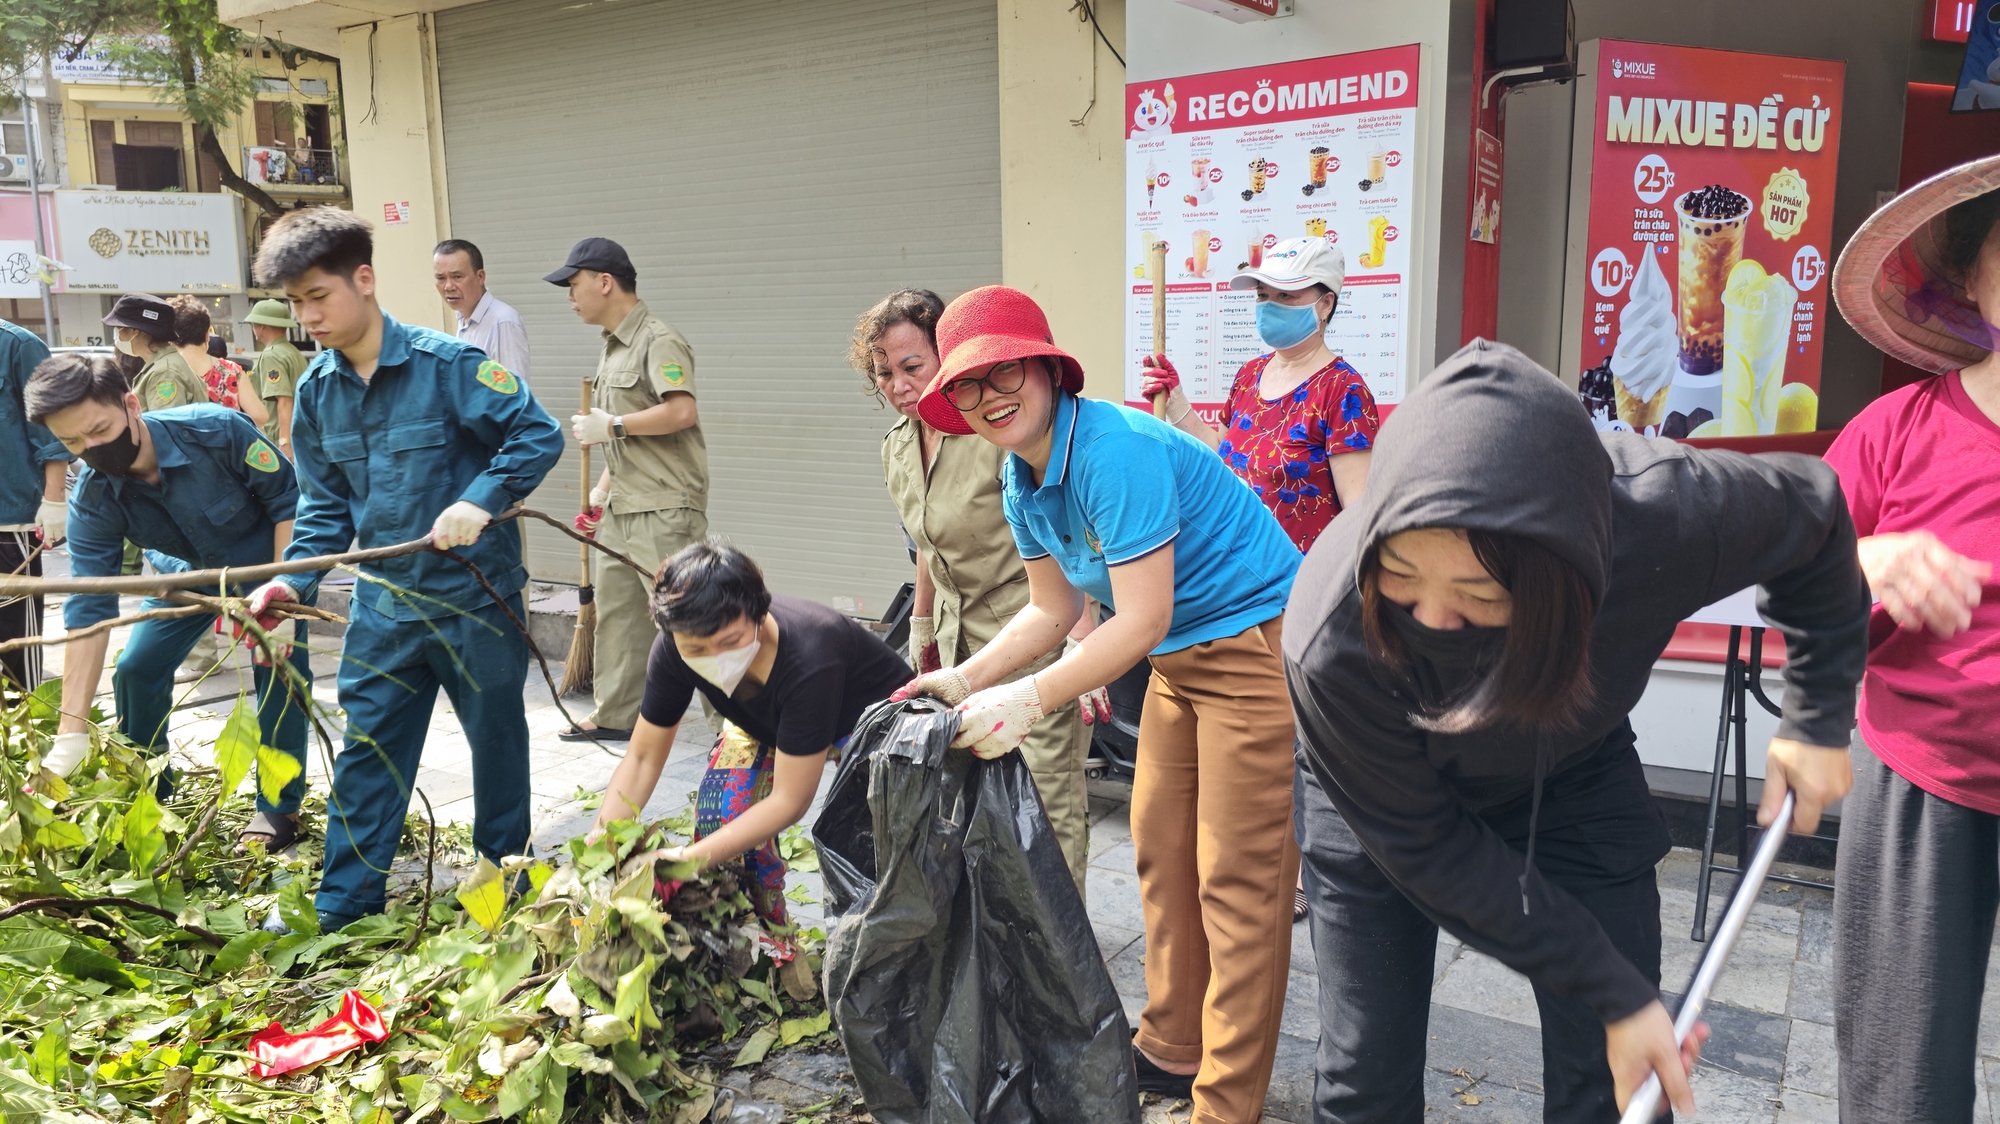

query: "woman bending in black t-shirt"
xmin=593 ymin=540 xmax=912 ymax=912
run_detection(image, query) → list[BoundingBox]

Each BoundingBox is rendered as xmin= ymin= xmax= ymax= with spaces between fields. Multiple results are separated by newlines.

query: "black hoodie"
xmin=1284 ymin=340 xmax=1869 ymax=1023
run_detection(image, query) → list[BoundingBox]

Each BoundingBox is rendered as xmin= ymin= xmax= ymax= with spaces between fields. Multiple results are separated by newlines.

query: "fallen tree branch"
xmin=0 ymin=598 xmax=334 ymax=655
xmin=0 ymin=896 xmax=227 ymax=946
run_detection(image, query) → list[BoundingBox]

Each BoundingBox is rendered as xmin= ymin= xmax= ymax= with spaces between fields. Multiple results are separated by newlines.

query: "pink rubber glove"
xmin=238 ymin=581 xmax=297 ymax=664
xmin=951 ymin=678 xmax=1045 ymax=759
xmin=573 ymin=506 xmax=604 ymax=538
xmin=1140 ymin=353 xmax=1180 ymax=402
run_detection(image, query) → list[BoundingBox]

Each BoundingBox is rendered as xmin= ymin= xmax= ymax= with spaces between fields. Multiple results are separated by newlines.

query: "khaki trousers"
xmin=589 ymin=507 xmax=707 ymax=731
xmin=1132 ymin=616 xmax=1299 ymax=1124
xmin=953 ymin=634 xmax=1092 ymax=897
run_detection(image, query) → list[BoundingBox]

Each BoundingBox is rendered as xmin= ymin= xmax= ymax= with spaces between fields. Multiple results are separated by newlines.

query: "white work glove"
xmin=572 ymin=408 xmax=617 ymax=446
xmin=35 ymin=498 xmax=65 ymax=544
xmin=890 ymin=666 xmax=970 ymax=706
xmin=952 ymin=678 xmax=1046 ymax=759
xmin=431 ymin=500 xmax=492 ymax=549
xmin=589 ymin=485 xmax=610 ymax=509
xmin=43 ymin=731 xmax=91 ymax=778
xmin=1066 ymin=637 xmax=1114 ymax=726
xmin=908 ymin=615 xmax=941 ymax=673
xmin=238 ymin=581 xmax=299 ymax=664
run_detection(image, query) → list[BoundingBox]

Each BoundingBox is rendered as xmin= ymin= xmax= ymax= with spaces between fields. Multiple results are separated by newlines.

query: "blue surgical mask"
xmin=1255 ymin=298 xmax=1324 ymax=350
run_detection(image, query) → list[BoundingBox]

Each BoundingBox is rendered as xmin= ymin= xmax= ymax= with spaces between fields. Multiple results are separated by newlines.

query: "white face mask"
xmin=113 ymin=329 xmax=137 ymax=357
xmin=683 ymin=637 xmax=761 ymax=695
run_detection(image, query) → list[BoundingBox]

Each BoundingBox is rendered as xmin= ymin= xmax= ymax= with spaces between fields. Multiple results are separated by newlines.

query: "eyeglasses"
xmin=944 ymin=361 xmax=1029 ymax=412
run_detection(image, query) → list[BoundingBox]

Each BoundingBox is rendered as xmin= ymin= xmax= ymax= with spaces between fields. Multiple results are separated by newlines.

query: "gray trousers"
xmin=1835 ymin=732 xmax=1996 ymax=1123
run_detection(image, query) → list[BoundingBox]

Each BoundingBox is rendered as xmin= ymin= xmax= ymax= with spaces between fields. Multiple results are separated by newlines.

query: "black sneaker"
xmin=1131 ymin=1030 xmax=1195 ymax=1099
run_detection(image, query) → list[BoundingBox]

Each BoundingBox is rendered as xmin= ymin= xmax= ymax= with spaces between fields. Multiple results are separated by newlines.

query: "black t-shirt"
xmin=639 ymin=594 xmax=912 ymax=756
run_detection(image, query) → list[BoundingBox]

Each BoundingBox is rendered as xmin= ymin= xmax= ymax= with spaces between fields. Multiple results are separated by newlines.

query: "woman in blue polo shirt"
xmin=896 ymin=285 xmax=1301 ymax=1124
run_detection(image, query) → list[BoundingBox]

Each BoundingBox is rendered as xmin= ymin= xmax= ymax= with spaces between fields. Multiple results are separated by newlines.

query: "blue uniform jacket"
xmin=0 ymin=320 xmax=70 ymax=525
xmin=66 ymin=405 xmax=300 ymax=629
xmin=279 ymin=312 xmax=563 ymax=620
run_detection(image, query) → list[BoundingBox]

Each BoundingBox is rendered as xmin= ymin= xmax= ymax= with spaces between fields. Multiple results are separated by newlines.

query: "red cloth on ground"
xmin=1215 ymin=354 xmax=1379 ymax=554
xmin=1824 ymin=371 xmax=2000 ymax=812
xmin=247 ymin=989 xmax=388 ymax=1077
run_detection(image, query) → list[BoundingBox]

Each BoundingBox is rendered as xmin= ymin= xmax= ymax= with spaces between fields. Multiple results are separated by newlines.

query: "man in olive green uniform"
xmin=882 ymin=410 xmax=1093 ymax=892
xmin=547 ymin=239 xmax=708 ymax=740
xmin=246 ymin=300 xmax=308 ymax=451
xmin=104 ymin=294 xmax=206 ymax=413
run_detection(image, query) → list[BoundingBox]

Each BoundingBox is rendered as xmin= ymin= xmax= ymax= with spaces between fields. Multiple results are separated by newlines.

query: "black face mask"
xmin=80 ymin=411 xmax=142 ymax=477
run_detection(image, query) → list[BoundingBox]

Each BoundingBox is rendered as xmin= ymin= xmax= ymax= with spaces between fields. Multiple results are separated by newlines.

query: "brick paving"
xmin=43 ymin=582 xmax=2000 ymax=1124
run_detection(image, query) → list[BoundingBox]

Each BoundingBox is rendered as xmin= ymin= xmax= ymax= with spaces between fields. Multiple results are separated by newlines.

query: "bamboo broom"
xmin=1149 ymin=238 xmax=1170 ymax=420
xmin=558 ymin=378 xmax=596 ymax=697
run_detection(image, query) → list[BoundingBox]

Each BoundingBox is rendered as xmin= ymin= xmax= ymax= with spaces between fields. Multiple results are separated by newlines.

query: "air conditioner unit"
xmin=0 ymin=154 xmax=30 ymax=182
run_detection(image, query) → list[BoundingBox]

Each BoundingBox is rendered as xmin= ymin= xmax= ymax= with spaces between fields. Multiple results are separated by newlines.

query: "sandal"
xmin=238 ymin=810 xmax=301 ymax=853
xmin=558 ymin=724 xmax=631 ymax=742
xmin=1293 ymin=887 xmax=1310 ymax=923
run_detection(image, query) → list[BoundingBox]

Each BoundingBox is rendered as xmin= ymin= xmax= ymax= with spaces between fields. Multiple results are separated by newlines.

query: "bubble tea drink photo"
xmin=1675 ymin=185 xmax=1752 ymax=375
xmin=1309 ymin=147 xmax=1330 ymax=187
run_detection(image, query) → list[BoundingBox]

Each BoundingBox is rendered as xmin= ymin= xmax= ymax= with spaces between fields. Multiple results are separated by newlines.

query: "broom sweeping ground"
xmin=559 ymin=389 xmax=596 ymax=698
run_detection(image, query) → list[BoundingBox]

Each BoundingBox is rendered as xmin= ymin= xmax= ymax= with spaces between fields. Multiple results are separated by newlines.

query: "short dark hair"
xmin=651 ymin=539 xmax=773 ymax=638
xmin=25 ymin=353 xmax=131 ymax=425
xmin=167 ymin=294 xmax=212 ymax=347
xmin=599 ymin=267 xmax=637 ymax=294
xmin=255 ymin=206 xmax=373 ymax=286
xmin=1941 ymin=187 xmax=2000 ymax=288
xmin=434 ymin=238 xmax=484 ymax=271
xmin=1359 ymin=529 xmax=1596 ymax=733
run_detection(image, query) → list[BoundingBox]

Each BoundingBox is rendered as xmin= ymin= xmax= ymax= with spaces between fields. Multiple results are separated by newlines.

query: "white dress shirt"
xmin=454 ymin=290 xmax=532 ymax=382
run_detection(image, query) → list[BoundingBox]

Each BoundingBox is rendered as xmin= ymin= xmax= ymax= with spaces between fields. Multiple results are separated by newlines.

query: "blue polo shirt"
xmin=0 ymin=320 xmax=69 ymax=525
xmin=1002 ymin=393 xmax=1299 ymax=655
xmin=281 ymin=312 xmax=563 ymax=620
xmin=66 ymin=406 xmax=300 ymax=628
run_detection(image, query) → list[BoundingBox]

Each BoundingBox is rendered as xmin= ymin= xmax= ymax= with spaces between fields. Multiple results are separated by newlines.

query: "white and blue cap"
xmin=1230 ymin=236 xmax=1345 ymax=293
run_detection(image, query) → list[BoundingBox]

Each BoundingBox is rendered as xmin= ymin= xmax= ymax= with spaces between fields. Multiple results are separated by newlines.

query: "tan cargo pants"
xmin=588 ymin=507 xmax=707 ymax=731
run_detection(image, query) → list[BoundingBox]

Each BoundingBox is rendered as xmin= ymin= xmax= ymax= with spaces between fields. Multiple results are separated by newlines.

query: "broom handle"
xmin=579 ymin=378 xmax=594 ymax=593
xmin=1149 ymin=239 xmax=1169 ymax=420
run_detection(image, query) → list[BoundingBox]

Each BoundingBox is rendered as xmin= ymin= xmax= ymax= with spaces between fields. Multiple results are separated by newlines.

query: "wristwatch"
xmin=610 ymin=415 xmax=627 ymax=440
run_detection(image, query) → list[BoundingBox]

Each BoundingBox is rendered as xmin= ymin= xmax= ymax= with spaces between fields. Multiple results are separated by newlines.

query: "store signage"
xmin=1124 ymin=43 xmax=1421 ymax=417
xmin=383 ymin=201 xmax=412 ymax=226
xmin=53 ymin=191 xmax=242 ymax=293
xmin=0 ymin=241 xmax=38 ymax=299
xmin=1174 ymin=0 xmax=1294 ymax=22
xmin=1568 ymin=40 xmax=1843 ymax=440
xmin=1931 ymin=0 xmax=1977 ymax=43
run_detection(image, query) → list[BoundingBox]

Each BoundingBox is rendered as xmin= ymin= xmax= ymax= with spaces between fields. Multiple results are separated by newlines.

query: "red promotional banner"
xmin=1574 ymin=42 xmax=1844 ymax=440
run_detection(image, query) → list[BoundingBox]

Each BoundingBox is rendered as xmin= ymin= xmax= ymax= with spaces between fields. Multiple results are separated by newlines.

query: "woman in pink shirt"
xmin=1829 ymin=154 xmax=2000 ymax=1121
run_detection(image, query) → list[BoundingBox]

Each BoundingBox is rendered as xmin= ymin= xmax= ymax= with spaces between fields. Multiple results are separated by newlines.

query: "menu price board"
xmin=1567 ymin=40 xmax=1844 ymax=441
xmin=1125 ymin=44 xmax=1421 ymax=421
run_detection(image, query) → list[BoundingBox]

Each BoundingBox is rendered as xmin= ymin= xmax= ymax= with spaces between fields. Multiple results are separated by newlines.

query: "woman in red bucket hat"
xmin=1826 ymin=155 xmax=2000 ymax=1121
xmin=896 ymin=285 xmax=1305 ymax=1123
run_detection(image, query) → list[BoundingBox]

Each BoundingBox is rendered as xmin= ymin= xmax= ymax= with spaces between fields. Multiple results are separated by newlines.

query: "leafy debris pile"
xmin=0 ymin=682 xmax=830 ymax=1123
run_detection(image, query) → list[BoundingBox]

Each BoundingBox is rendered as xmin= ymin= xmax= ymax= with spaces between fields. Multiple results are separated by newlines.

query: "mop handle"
xmin=1619 ymin=791 xmax=1796 ymax=1124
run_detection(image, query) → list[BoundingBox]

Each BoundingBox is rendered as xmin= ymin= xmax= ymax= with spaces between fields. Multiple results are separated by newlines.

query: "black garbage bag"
xmin=814 ymin=698 xmax=1140 ymax=1124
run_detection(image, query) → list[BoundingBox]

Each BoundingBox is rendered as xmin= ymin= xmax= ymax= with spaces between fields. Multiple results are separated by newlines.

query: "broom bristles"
xmin=559 ymin=594 xmax=595 ymax=696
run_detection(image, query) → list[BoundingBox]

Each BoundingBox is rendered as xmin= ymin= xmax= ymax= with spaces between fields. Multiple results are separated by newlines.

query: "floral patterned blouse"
xmin=200 ymin=357 xmax=246 ymax=412
xmin=1215 ymin=353 xmax=1380 ymax=553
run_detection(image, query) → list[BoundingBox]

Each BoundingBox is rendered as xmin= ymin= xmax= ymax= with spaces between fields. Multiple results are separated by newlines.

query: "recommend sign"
xmin=1125 ymin=44 xmax=1421 ymax=420
xmin=1564 ymin=40 xmax=1844 ymax=439
xmin=54 ymin=191 xmax=244 ymax=294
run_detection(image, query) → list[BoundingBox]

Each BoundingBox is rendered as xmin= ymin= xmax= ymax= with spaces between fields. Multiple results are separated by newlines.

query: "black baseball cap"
xmin=103 ymin=292 xmax=174 ymax=334
xmin=544 ymin=237 xmax=635 ymax=285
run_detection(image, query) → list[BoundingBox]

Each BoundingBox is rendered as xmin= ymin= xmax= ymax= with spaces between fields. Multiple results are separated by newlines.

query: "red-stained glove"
xmin=890 ymin=667 xmax=971 ymax=706
xmin=248 ymin=989 xmax=387 ymax=1078
xmin=236 ymin=581 xmax=298 ymax=665
xmin=1078 ymin=684 xmax=1113 ymax=726
xmin=1140 ymin=353 xmax=1180 ymax=402
xmin=573 ymin=506 xmax=604 ymax=538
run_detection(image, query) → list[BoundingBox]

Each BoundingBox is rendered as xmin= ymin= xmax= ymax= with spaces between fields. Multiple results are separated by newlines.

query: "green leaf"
xmin=455 ymin=857 xmax=506 ymax=934
xmin=495 ymin=1046 xmax=549 ymax=1118
xmin=214 ymin=695 xmax=260 ymax=797
xmin=30 ymin=1025 xmax=66 ymax=1085
xmin=55 ymin=944 xmax=146 ymax=990
xmin=209 ymin=930 xmax=276 ymax=974
xmin=255 ymin=744 xmax=302 ymax=807
xmin=123 ymin=789 xmax=166 ymax=878
xmin=34 ymin=819 xmax=87 ymax=852
xmin=778 ymin=1009 xmax=831 ymax=1046
xmin=612 ymin=952 xmax=659 ymax=1032
xmin=731 ymin=1024 xmax=779 ymax=1068
xmin=0 ymin=925 xmax=74 ymax=969
xmin=277 ymin=877 xmax=320 ymax=937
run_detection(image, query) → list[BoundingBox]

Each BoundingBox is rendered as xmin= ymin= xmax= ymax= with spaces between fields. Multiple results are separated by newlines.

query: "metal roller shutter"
xmin=433 ymin=0 xmax=1001 ymax=615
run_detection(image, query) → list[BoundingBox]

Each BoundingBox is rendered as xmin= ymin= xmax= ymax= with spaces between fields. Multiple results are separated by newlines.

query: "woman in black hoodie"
xmin=1285 ymin=342 xmax=1869 ymax=1122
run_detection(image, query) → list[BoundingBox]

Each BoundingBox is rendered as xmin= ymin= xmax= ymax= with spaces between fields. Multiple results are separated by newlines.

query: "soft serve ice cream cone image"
xmin=1610 ymin=249 xmax=1676 ymax=433
xmin=1717 ymin=259 xmax=1799 ymax=436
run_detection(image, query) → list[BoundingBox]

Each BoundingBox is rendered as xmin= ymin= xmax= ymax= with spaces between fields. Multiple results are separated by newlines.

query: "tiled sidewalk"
xmin=45 ymin=593 xmax=2000 ymax=1124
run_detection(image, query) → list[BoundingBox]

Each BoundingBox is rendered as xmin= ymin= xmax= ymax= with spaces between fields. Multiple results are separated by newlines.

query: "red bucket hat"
xmin=919 ymin=285 xmax=1086 ymax=435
